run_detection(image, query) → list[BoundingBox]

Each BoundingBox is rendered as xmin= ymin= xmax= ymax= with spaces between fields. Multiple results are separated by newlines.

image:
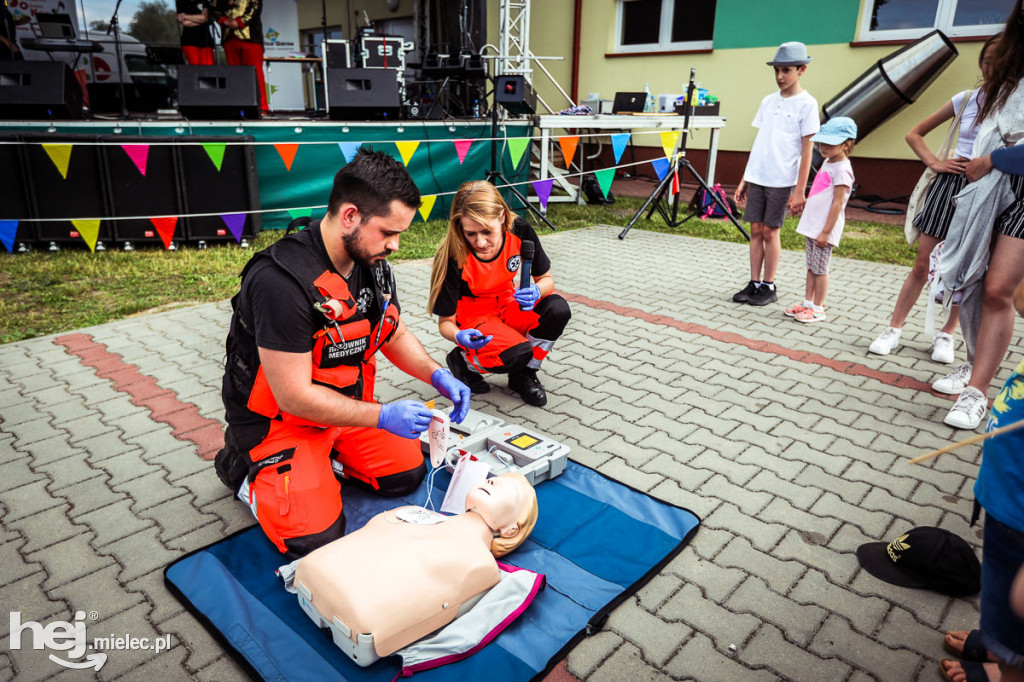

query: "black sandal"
xmin=944 ymin=630 xmax=989 ymax=663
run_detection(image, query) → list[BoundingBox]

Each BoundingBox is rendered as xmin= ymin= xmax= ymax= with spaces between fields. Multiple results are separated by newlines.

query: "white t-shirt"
xmin=795 ymin=158 xmax=855 ymax=247
xmin=743 ymin=90 xmax=820 ymax=188
xmin=950 ymin=88 xmax=983 ymax=160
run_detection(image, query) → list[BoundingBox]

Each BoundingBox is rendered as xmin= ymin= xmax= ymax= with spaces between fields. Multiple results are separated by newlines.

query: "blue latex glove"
xmin=455 ymin=328 xmax=493 ymax=350
xmin=377 ymin=400 xmax=433 ymax=439
xmin=431 ymin=368 xmax=471 ymax=423
xmin=513 ymin=283 xmax=541 ymax=311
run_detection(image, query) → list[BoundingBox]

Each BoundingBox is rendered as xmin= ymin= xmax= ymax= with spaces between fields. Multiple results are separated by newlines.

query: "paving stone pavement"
xmin=2 ymin=225 xmax=1022 ymax=682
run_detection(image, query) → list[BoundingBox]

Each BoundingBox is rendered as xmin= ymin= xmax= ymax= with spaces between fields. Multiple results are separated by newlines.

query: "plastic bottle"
xmin=473 ymin=99 xmax=480 ymax=117
xmin=643 ymin=83 xmax=655 ymax=113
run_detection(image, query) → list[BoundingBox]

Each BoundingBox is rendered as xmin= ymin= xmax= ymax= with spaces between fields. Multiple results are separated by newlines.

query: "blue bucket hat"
xmin=813 ymin=117 xmax=858 ymax=145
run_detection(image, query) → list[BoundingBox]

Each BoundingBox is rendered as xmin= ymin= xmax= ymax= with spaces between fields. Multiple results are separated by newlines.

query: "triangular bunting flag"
xmin=594 ymin=168 xmax=615 ymax=199
xmin=453 ymin=139 xmax=473 ymax=164
xmin=558 ymin=136 xmax=579 ymax=169
xmin=0 ymin=220 xmax=17 ymax=253
xmin=660 ymin=131 xmax=680 ymax=159
xmin=43 ymin=144 xmax=73 ymax=179
xmin=71 ymin=219 xmax=101 ymax=252
xmin=507 ymin=137 xmax=530 ymax=169
xmin=338 ymin=142 xmax=361 ymax=164
xmin=202 ymin=143 xmax=227 ymax=172
xmin=122 ymin=144 xmax=150 ymax=176
xmin=418 ymin=194 xmax=437 ymax=222
xmin=275 ymin=143 xmax=299 ymax=171
xmin=395 ymin=141 xmax=420 ymax=166
xmin=531 ymin=179 xmax=554 ymax=209
xmin=288 ymin=208 xmax=312 ymax=220
xmin=150 ymin=217 xmax=177 ymax=250
xmin=651 ymin=157 xmax=670 ymax=182
xmin=221 ymin=213 xmax=247 ymax=243
xmin=671 ymin=169 xmax=680 ymax=196
xmin=611 ymin=133 xmax=630 ymax=164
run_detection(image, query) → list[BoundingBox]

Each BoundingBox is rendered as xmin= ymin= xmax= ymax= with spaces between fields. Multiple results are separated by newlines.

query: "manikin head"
xmin=464 ymin=472 xmax=538 ymax=557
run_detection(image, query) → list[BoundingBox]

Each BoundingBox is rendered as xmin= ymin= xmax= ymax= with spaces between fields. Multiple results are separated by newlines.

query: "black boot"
xmin=446 ymin=347 xmax=490 ymax=394
xmin=508 ymin=368 xmax=547 ymax=406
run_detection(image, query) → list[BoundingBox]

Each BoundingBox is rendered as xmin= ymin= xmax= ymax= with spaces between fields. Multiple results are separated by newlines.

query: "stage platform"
xmin=0 ymin=117 xmax=531 ymax=246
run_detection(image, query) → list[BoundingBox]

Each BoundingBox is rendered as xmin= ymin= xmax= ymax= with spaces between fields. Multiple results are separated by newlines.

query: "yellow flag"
xmin=396 ymin=141 xmax=420 ymax=166
xmin=418 ymin=194 xmax=437 ymax=222
xmin=72 ymin=219 xmax=101 ymax=252
xmin=660 ymin=131 xmax=680 ymax=159
xmin=44 ymin=144 xmax=73 ymax=179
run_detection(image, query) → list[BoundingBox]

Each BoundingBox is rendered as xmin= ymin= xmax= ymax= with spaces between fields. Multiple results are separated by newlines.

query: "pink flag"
xmin=122 ymin=144 xmax=150 ymax=176
xmin=454 ymin=139 xmax=473 ymax=165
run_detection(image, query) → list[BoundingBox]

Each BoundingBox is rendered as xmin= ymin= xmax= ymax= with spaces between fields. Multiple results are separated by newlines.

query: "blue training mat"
xmin=165 ymin=461 xmax=700 ymax=682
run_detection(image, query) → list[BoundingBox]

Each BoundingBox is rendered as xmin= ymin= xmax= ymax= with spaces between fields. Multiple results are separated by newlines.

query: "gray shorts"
xmin=745 ymin=183 xmax=793 ymax=227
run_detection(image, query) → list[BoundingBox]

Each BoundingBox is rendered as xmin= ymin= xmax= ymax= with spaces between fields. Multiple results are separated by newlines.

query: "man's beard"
xmin=342 ymin=229 xmax=390 ymax=268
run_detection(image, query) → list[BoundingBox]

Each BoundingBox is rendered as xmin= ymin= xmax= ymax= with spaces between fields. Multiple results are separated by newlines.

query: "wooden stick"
xmin=909 ymin=417 xmax=1024 ymax=465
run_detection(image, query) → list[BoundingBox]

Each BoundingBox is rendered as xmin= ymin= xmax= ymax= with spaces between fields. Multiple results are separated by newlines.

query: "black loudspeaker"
xmin=21 ymin=133 xmax=113 ymax=248
xmin=0 ymin=135 xmax=35 ymax=251
xmin=103 ymin=136 xmax=183 ymax=248
xmin=495 ymin=75 xmax=535 ymax=116
xmin=327 ymin=68 xmax=401 ymax=120
xmin=0 ymin=62 xmax=83 ymax=119
xmin=177 ymin=65 xmax=260 ymax=120
xmin=177 ymin=136 xmax=261 ymax=243
xmin=324 ymin=39 xmax=352 ymax=69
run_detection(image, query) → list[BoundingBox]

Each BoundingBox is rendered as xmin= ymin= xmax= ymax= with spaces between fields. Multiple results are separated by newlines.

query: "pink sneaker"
xmin=795 ymin=307 xmax=826 ymax=323
xmin=784 ymin=302 xmax=809 ymax=317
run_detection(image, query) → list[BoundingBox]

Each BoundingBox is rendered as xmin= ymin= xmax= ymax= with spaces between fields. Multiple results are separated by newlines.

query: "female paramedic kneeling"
xmin=428 ymin=181 xmax=571 ymax=407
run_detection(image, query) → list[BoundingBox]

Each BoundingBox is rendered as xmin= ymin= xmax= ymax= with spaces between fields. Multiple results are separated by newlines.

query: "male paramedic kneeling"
xmin=215 ymin=148 xmax=471 ymax=558
xmin=428 ymin=181 xmax=571 ymax=407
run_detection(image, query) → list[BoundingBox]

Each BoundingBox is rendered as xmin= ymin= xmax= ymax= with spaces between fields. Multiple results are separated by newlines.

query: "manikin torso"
xmin=295 ymin=508 xmax=500 ymax=657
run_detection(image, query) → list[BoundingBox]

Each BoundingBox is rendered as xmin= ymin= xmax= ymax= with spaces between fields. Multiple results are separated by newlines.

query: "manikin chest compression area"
xmin=283 ymin=471 xmax=541 ymax=668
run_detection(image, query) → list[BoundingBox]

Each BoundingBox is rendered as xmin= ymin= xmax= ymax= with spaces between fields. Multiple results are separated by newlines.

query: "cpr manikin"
xmin=291 ymin=472 xmax=539 ymax=661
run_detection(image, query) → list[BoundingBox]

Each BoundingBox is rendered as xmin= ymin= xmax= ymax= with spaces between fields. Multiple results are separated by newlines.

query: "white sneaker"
xmin=869 ymin=327 xmax=901 ymax=355
xmin=933 ymin=362 xmax=972 ymax=395
xmin=944 ymin=386 xmax=987 ymax=430
xmin=931 ymin=332 xmax=955 ymax=364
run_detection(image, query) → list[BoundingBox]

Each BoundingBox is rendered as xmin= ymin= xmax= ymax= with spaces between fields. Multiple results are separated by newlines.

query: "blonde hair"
xmin=428 ymin=181 xmax=517 ymax=313
xmin=489 ymin=472 xmax=539 ymax=558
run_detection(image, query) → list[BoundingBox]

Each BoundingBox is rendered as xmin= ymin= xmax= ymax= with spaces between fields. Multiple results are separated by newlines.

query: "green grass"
xmin=0 ymin=196 xmax=914 ymax=343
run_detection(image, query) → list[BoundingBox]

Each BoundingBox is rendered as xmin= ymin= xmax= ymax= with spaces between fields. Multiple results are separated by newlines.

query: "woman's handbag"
xmin=905 ymin=92 xmax=973 ymax=245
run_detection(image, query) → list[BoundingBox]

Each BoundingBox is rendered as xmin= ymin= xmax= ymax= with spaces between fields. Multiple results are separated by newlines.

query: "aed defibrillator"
xmin=418 ymin=408 xmax=569 ymax=485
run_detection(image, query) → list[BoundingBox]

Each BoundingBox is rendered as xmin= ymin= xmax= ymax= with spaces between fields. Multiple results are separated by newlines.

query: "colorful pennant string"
xmin=0 ymin=220 xmax=17 ymax=253
xmin=418 ymin=194 xmax=437 ymax=222
xmin=122 ymin=144 xmax=150 ymax=176
xmin=594 ymin=168 xmax=615 ymax=199
xmin=660 ymin=131 xmax=680 ymax=160
xmin=150 ymin=217 xmax=178 ymax=250
xmin=453 ymin=139 xmax=473 ymax=164
xmin=338 ymin=142 xmax=362 ymax=164
xmin=202 ymin=143 xmax=227 ymax=172
xmin=221 ymin=213 xmax=246 ymax=243
xmin=611 ymin=133 xmax=630 ymax=164
xmin=43 ymin=144 xmax=73 ymax=179
xmin=395 ymin=141 xmax=420 ymax=166
xmin=71 ymin=219 xmax=101 ymax=252
xmin=507 ymin=138 xmax=530 ymax=169
xmin=651 ymin=157 xmax=670 ymax=182
xmin=274 ymin=143 xmax=299 ymax=171
xmin=558 ymin=136 xmax=579 ymax=169
xmin=531 ymin=179 xmax=554 ymax=209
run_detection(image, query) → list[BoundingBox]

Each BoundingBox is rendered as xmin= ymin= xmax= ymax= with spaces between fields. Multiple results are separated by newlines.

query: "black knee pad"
xmin=282 ymin=508 xmax=347 ymax=559
xmin=497 ymin=341 xmax=534 ymax=373
xmin=373 ymin=460 xmax=427 ymax=497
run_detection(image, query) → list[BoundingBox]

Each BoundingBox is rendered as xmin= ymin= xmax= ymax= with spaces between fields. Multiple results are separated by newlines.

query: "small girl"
xmin=784 ymin=116 xmax=858 ymax=323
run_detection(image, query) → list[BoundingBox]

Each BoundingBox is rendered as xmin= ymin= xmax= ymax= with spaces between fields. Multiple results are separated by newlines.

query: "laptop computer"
xmin=611 ymin=91 xmax=646 ymax=114
xmin=36 ymin=13 xmax=77 ymax=40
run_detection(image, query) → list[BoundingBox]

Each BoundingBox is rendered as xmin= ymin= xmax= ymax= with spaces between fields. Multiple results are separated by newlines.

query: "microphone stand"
xmin=619 ymin=68 xmax=747 ymax=241
xmin=107 ymin=0 xmax=129 ymax=119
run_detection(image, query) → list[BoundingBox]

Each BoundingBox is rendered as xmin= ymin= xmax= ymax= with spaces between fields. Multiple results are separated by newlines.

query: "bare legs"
xmin=749 ymin=223 xmax=782 ymax=282
xmin=964 ymin=234 xmax=1024 ymax=395
xmin=888 ymin=233 xmax=960 ymax=334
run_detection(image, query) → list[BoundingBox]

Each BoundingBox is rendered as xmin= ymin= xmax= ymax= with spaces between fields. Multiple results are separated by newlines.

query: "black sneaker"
xmin=446 ymin=347 xmax=489 ymax=394
xmin=508 ymin=368 xmax=547 ymax=407
xmin=747 ymin=284 xmax=778 ymax=306
xmin=732 ymin=281 xmax=758 ymax=303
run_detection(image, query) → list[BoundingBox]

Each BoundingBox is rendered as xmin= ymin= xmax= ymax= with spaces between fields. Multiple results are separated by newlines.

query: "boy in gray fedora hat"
xmin=732 ymin=41 xmax=820 ymax=307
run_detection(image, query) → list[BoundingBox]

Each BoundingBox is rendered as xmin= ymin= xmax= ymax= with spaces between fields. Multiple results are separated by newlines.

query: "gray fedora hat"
xmin=767 ymin=41 xmax=811 ymax=66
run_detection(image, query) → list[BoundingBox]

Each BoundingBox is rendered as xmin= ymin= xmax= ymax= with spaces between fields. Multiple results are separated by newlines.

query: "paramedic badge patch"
xmin=506 ymin=255 xmax=521 ymax=273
